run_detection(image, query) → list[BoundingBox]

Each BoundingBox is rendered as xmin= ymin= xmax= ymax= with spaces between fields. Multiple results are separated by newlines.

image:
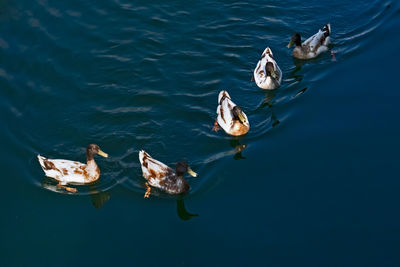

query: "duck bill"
xmin=187 ymin=167 xmax=198 ymax=177
xmin=97 ymin=150 xmax=108 ymax=158
xmin=271 ymin=71 xmax=277 ymax=79
xmin=287 ymin=40 xmax=294 ymax=48
xmin=238 ymin=112 xmax=247 ymax=123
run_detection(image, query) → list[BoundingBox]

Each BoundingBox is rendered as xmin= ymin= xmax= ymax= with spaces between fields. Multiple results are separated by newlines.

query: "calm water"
xmin=1 ymin=0 xmax=400 ymax=266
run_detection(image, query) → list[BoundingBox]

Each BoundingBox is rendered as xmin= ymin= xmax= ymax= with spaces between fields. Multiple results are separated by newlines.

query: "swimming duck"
xmin=212 ymin=90 xmax=250 ymax=136
xmin=37 ymin=144 xmax=108 ymax=192
xmin=139 ymin=150 xmax=197 ymax=198
xmin=253 ymin=47 xmax=282 ymax=90
xmin=287 ymin=24 xmax=331 ymax=59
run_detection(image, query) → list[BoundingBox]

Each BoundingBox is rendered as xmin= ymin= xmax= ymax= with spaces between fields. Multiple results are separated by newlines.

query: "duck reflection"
xmin=41 ymin=176 xmax=74 ymax=194
xmin=89 ymin=184 xmax=110 ymax=209
xmin=293 ymin=58 xmax=306 ymax=70
xmin=290 ymin=60 xmax=305 ymax=83
xmin=137 ymin=184 xmax=198 ymax=221
xmin=41 ymin=177 xmax=110 ymax=209
xmin=259 ymin=90 xmax=280 ymax=128
xmin=229 ymin=138 xmax=247 ymax=160
xmin=176 ymin=198 xmax=198 ymax=221
xmin=294 ymin=87 xmax=308 ymax=98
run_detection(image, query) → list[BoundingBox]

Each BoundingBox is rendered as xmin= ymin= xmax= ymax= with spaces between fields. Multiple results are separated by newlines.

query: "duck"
xmin=212 ymin=90 xmax=250 ymax=136
xmin=37 ymin=144 xmax=108 ymax=192
xmin=139 ymin=150 xmax=197 ymax=198
xmin=253 ymin=47 xmax=282 ymax=90
xmin=287 ymin=24 xmax=331 ymax=59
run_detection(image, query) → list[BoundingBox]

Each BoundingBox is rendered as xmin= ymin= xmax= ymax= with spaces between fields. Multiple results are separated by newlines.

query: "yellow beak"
xmin=287 ymin=40 xmax=294 ymax=48
xmin=97 ymin=150 xmax=108 ymax=158
xmin=187 ymin=167 xmax=198 ymax=177
xmin=238 ymin=112 xmax=247 ymax=123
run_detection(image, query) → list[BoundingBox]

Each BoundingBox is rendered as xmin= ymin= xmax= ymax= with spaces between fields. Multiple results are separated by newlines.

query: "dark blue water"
xmin=1 ymin=0 xmax=400 ymax=266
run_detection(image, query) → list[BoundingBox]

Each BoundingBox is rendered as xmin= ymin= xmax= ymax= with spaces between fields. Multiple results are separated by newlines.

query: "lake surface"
xmin=1 ymin=0 xmax=400 ymax=266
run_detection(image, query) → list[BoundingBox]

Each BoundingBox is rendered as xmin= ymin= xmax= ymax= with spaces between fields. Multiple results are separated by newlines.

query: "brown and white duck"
xmin=37 ymin=144 xmax=108 ymax=192
xmin=139 ymin=150 xmax=197 ymax=198
xmin=253 ymin=47 xmax=282 ymax=90
xmin=212 ymin=90 xmax=250 ymax=136
xmin=287 ymin=24 xmax=331 ymax=59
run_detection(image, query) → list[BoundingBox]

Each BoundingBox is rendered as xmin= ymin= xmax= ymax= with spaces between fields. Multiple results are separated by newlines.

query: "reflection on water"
xmin=229 ymin=139 xmax=248 ymax=160
xmin=89 ymin=185 xmax=111 ymax=209
xmin=255 ymin=90 xmax=281 ymax=128
xmin=202 ymin=139 xmax=249 ymax=164
xmin=294 ymin=87 xmax=308 ymax=98
xmin=41 ymin=177 xmax=77 ymax=195
xmin=271 ymin=112 xmax=280 ymax=127
xmin=291 ymin=63 xmax=304 ymax=82
xmin=266 ymin=93 xmax=281 ymax=128
xmin=176 ymin=199 xmax=198 ymax=221
xmin=293 ymin=56 xmax=327 ymax=69
xmin=41 ymin=177 xmax=111 ymax=209
xmin=255 ymin=90 xmax=276 ymax=110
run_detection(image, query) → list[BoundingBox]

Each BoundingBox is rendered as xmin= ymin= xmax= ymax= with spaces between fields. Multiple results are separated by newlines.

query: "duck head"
xmin=86 ymin=144 xmax=108 ymax=161
xmin=176 ymin=161 xmax=197 ymax=177
xmin=265 ymin=62 xmax=277 ymax=79
xmin=287 ymin=33 xmax=301 ymax=48
xmin=232 ymin=106 xmax=247 ymax=124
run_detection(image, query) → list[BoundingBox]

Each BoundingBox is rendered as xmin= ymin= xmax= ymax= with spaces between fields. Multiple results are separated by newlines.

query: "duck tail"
xmin=139 ymin=150 xmax=151 ymax=165
xmin=218 ymin=90 xmax=231 ymax=104
xmin=37 ymin=154 xmax=46 ymax=169
xmin=322 ymin=23 xmax=331 ymax=37
xmin=263 ymin=47 xmax=273 ymax=58
xmin=139 ymin=150 xmax=145 ymax=164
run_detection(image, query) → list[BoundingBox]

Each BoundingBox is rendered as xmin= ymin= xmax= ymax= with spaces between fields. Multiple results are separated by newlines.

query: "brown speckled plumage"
xmin=37 ymin=144 xmax=107 ymax=188
xmin=139 ymin=150 xmax=195 ymax=197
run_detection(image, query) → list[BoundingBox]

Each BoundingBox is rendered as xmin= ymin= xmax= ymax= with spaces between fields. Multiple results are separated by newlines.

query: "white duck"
xmin=212 ymin=90 xmax=250 ymax=136
xmin=253 ymin=47 xmax=282 ymax=90
xmin=287 ymin=24 xmax=331 ymax=59
xmin=37 ymin=144 xmax=108 ymax=192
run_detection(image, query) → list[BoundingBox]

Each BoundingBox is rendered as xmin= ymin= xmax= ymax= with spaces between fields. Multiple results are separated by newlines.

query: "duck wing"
xmin=139 ymin=150 xmax=173 ymax=180
xmin=37 ymin=155 xmax=87 ymax=184
xmin=217 ymin=95 xmax=236 ymax=131
xmin=274 ymin=61 xmax=282 ymax=84
xmin=303 ymin=24 xmax=331 ymax=53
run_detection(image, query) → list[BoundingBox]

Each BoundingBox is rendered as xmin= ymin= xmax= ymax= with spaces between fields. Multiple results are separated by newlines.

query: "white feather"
xmin=216 ymin=90 xmax=250 ymax=135
xmin=37 ymin=155 xmax=87 ymax=184
xmin=292 ymin=24 xmax=331 ymax=59
xmin=139 ymin=150 xmax=173 ymax=189
xmin=253 ymin=47 xmax=282 ymax=90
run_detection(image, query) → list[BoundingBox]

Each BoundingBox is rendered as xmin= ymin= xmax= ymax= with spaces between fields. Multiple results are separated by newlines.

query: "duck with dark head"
xmin=253 ymin=47 xmax=282 ymax=90
xmin=212 ymin=90 xmax=250 ymax=136
xmin=287 ymin=24 xmax=331 ymax=59
xmin=139 ymin=150 xmax=197 ymax=198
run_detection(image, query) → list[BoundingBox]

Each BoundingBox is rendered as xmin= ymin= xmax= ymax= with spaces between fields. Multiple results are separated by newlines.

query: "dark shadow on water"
xmin=176 ymin=198 xmax=198 ymax=221
xmin=271 ymin=112 xmax=280 ymax=127
xmin=135 ymin=178 xmax=198 ymax=221
xmin=294 ymin=87 xmax=308 ymax=98
xmin=89 ymin=184 xmax=111 ymax=209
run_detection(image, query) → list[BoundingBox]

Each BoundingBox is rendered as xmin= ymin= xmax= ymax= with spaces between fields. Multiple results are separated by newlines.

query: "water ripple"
xmin=0 ymin=0 xmax=397 ymax=199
